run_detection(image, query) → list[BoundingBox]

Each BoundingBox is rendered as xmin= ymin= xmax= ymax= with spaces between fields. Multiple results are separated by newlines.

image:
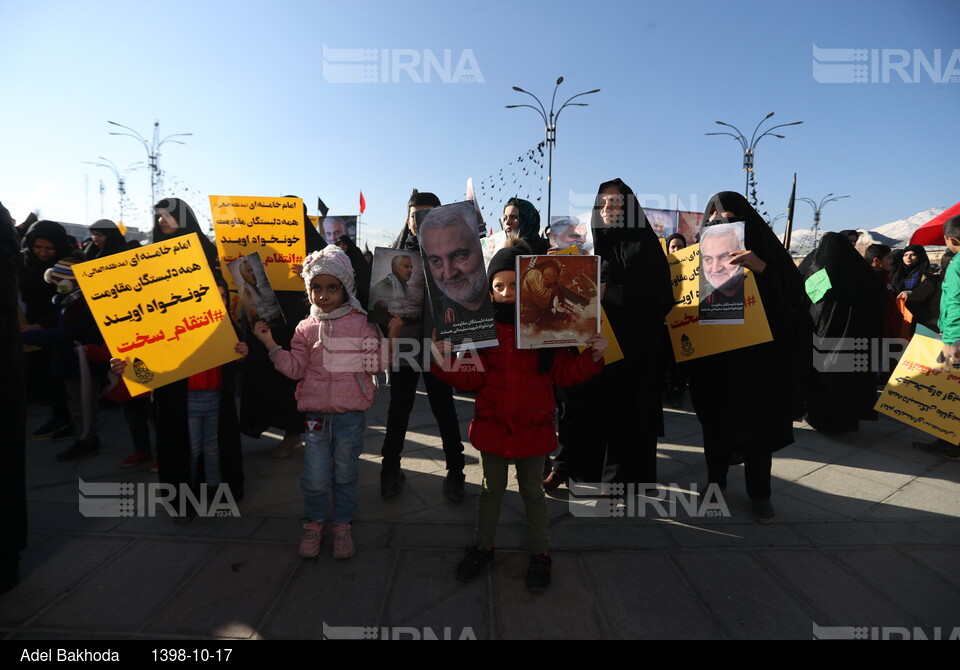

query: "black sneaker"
xmin=526 ymin=553 xmax=552 ymax=592
xmin=380 ymin=467 xmax=406 ymax=498
xmin=751 ymin=498 xmax=776 ymax=524
xmin=56 ymin=437 xmax=100 ymax=461
xmin=456 ymin=546 xmax=493 ymax=582
xmin=32 ymin=418 xmax=67 ymax=440
xmin=443 ymin=470 xmax=465 ymax=502
xmin=51 ymin=424 xmax=77 ymax=441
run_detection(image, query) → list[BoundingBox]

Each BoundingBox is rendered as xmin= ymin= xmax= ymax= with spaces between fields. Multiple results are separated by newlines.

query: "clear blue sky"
xmin=2 ymin=0 xmax=957 ymax=248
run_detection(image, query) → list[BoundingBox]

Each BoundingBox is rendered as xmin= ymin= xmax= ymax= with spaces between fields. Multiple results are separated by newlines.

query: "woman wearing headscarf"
xmin=799 ymin=232 xmax=885 ymax=433
xmin=547 ymin=178 xmax=674 ymax=488
xmin=891 ymin=244 xmax=930 ymax=300
xmin=503 ymin=197 xmax=548 ymax=254
xmin=149 ymin=199 xmax=245 ymax=515
xmin=84 ymin=219 xmax=128 ymax=261
xmin=239 ymin=198 xmax=326 ymax=457
xmin=20 ymin=220 xmax=75 ymax=438
xmin=688 ymin=192 xmax=811 ymax=523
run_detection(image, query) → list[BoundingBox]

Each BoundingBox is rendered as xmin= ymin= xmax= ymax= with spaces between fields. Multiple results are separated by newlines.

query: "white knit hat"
xmin=301 ymin=245 xmax=364 ymax=313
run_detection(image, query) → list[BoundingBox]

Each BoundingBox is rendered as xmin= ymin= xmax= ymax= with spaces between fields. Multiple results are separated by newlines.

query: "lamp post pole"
xmin=108 ymin=120 xmax=192 ymax=225
xmin=82 ymin=157 xmax=145 ymax=224
xmin=507 ymin=77 xmax=600 ymax=226
xmin=798 ymin=194 xmax=851 ymax=249
xmin=705 ymin=113 xmax=803 ymax=212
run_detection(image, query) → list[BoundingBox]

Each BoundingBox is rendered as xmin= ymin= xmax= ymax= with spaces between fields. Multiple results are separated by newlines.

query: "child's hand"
xmin=430 ymin=328 xmax=454 ymax=357
xmin=943 ymin=343 xmax=960 ymax=366
xmin=235 ymin=342 xmax=249 ymax=358
xmin=586 ymin=333 xmax=608 ymax=363
xmin=110 ymin=357 xmax=127 ymax=375
xmin=252 ymin=320 xmax=275 ymax=347
xmin=387 ymin=314 xmax=404 ymax=340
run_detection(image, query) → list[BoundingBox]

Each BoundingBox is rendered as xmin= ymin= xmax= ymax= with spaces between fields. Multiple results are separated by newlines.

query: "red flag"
xmin=359 ymin=191 xmax=366 ymax=214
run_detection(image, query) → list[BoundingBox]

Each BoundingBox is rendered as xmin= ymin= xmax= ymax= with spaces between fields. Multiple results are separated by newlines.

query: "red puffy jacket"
xmin=431 ymin=321 xmax=603 ymax=459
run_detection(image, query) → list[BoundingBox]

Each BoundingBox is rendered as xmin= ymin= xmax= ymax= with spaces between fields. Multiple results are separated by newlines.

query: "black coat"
xmin=799 ymin=232 xmax=885 ymax=433
xmin=688 ymin=191 xmax=812 ymax=455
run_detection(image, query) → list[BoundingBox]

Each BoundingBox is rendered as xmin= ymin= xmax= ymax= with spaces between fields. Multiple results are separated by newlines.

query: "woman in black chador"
xmin=688 ymin=192 xmax=811 ymax=523
xmin=548 ymin=178 xmax=674 ymax=488
xmin=799 ymin=232 xmax=885 ymax=434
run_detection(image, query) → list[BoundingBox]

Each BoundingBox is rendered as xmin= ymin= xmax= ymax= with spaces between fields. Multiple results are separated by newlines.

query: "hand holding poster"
xmin=516 ymin=255 xmax=600 ymax=349
xmin=876 ymin=333 xmax=960 ymax=444
xmin=418 ymin=201 xmax=497 ymax=351
xmin=210 ymin=195 xmax=307 ymax=292
xmin=665 ymin=243 xmax=772 ymax=361
xmin=75 ymin=233 xmax=241 ymax=395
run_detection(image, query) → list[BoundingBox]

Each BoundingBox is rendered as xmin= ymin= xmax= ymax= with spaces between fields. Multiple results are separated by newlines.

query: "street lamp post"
xmin=108 ymin=120 xmax=192 ymax=224
xmin=82 ymin=157 xmax=145 ymax=225
xmin=798 ymin=193 xmax=851 ymax=249
xmin=506 ymin=77 xmax=600 ymax=226
xmin=705 ymin=113 xmax=803 ymax=214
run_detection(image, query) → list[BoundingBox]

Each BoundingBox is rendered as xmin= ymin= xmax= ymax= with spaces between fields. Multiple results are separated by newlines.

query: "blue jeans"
xmin=302 ymin=411 xmax=365 ymax=524
xmin=188 ymin=389 xmax=221 ymax=487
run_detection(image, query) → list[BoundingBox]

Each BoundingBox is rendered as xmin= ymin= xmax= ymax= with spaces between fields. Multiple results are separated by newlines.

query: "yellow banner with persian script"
xmin=876 ymin=334 xmax=960 ymax=444
xmin=665 ymin=243 xmax=772 ymax=361
xmin=210 ymin=195 xmax=307 ymax=292
xmin=75 ymin=233 xmax=240 ymax=395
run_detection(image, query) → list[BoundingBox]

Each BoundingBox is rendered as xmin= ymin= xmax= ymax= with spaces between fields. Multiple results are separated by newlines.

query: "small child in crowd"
xmin=431 ymin=238 xmax=607 ymax=591
xmin=22 ymin=252 xmax=105 ymax=461
xmin=254 ymin=245 xmax=399 ymax=559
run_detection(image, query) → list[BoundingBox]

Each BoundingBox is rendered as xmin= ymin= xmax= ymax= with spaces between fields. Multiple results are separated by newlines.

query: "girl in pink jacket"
xmin=254 ymin=246 xmax=398 ymax=560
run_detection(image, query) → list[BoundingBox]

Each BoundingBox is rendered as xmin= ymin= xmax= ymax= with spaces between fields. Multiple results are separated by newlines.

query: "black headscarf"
xmin=591 ymin=178 xmax=674 ymax=327
xmin=153 ymin=198 xmax=220 ymax=276
xmin=799 ymin=232 xmax=885 ymax=327
xmin=890 ymin=244 xmax=930 ymax=294
xmin=665 ymin=233 xmax=687 ymax=253
xmin=86 ymin=219 xmax=127 ymax=260
xmin=505 ymin=197 xmax=547 ymax=254
xmin=20 ymin=220 xmax=75 ymax=326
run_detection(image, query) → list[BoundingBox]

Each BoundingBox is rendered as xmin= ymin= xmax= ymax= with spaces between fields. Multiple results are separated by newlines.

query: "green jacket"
xmin=939 ymin=258 xmax=960 ymax=344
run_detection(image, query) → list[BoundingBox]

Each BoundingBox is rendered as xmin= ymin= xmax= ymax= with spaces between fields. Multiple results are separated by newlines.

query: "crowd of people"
xmin=4 ymin=185 xmax=959 ymax=597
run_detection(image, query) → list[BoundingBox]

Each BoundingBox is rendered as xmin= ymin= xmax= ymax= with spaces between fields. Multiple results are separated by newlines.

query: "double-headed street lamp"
xmin=82 ymin=157 xmax=145 ymax=224
xmin=108 ymin=120 xmax=192 ymax=223
xmin=798 ymin=193 xmax=850 ymax=248
xmin=506 ymin=77 xmax=600 ymax=226
xmin=705 ymin=113 xmax=803 ymax=212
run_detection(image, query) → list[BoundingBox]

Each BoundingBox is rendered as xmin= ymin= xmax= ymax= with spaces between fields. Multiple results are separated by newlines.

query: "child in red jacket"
xmin=431 ymin=238 xmax=606 ymax=591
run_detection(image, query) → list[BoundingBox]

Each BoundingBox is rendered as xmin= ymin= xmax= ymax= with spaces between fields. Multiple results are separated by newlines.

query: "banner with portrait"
xmin=210 ymin=195 xmax=307 ymax=292
xmin=665 ymin=243 xmax=772 ymax=361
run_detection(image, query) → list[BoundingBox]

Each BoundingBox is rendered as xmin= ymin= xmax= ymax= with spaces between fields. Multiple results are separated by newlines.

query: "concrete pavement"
xmin=3 ymin=381 xmax=959 ymax=640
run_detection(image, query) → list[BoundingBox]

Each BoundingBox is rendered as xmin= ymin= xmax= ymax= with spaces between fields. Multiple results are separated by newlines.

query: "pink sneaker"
xmin=332 ymin=523 xmax=355 ymax=559
xmin=299 ymin=521 xmax=327 ymax=558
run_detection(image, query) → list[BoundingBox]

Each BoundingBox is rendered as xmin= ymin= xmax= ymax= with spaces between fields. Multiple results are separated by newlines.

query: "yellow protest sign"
xmin=556 ymin=246 xmax=624 ymax=365
xmin=210 ymin=195 xmax=307 ymax=292
xmin=876 ymin=334 xmax=960 ymax=444
xmin=665 ymin=243 xmax=772 ymax=361
xmin=74 ymin=233 xmax=240 ymax=395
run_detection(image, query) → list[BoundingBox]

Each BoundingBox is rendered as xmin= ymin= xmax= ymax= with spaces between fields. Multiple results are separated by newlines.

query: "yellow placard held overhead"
xmin=210 ymin=195 xmax=307 ymax=292
xmin=75 ymin=233 xmax=241 ymax=395
xmin=876 ymin=334 xmax=960 ymax=445
xmin=665 ymin=243 xmax=772 ymax=361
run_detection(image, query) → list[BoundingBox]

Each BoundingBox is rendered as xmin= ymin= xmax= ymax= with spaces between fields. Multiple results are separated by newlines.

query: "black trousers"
xmin=380 ymin=367 xmax=464 ymax=471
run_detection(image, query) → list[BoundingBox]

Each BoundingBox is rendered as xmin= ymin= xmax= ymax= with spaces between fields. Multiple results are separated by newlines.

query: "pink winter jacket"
xmin=271 ymin=309 xmax=383 ymax=413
